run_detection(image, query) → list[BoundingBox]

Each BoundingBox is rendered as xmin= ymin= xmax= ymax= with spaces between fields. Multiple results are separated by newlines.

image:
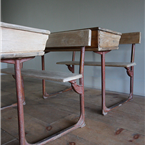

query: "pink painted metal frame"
xmin=94 ymin=44 xmax=135 ymax=115
xmin=60 ymin=44 xmax=135 ymax=115
xmin=1 ymin=57 xmax=34 ymax=110
xmin=1 ymin=46 xmax=86 ymax=144
xmin=41 ymin=51 xmax=76 ymax=99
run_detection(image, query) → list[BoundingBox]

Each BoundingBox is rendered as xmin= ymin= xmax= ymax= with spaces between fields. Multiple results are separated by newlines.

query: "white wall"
xmin=1 ymin=0 xmax=145 ymax=96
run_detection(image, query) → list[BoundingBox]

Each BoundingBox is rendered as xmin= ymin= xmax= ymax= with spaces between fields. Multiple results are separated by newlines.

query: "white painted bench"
xmin=1 ymin=68 xmax=82 ymax=83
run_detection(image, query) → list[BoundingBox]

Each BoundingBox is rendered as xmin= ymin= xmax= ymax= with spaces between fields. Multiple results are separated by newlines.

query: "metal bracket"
xmin=125 ymin=67 xmax=133 ymax=77
xmin=69 ymin=80 xmax=82 ymax=94
xmin=67 ymin=65 xmax=74 ymax=73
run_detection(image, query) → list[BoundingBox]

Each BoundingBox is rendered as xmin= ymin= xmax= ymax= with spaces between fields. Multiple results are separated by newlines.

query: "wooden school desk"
xmin=45 ymin=27 xmax=124 ymax=115
xmin=1 ymin=23 xmax=86 ymax=144
xmin=45 ymin=28 xmax=140 ymax=115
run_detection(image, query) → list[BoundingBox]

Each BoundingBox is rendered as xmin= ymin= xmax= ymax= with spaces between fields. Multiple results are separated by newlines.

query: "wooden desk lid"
xmin=46 ymin=27 xmax=121 ymax=51
xmin=0 ymin=22 xmax=50 ymax=35
xmin=1 ymin=22 xmax=50 ymax=59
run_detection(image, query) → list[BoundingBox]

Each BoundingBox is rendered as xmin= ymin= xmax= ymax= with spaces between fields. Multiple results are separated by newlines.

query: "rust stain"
xmin=115 ymin=128 xmax=124 ymax=135
xmin=129 ymin=140 xmax=133 ymax=142
xmin=25 ymin=132 xmax=28 ymax=135
xmin=46 ymin=126 xmax=52 ymax=131
xmin=69 ymin=142 xmax=76 ymax=145
xmin=133 ymin=134 xmax=140 ymax=139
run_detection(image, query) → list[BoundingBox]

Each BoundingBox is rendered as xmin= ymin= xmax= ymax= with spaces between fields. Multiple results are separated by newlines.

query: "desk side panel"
xmin=1 ymin=27 xmax=49 ymax=57
xmin=46 ymin=29 xmax=91 ymax=48
xmin=97 ymin=31 xmax=121 ymax=51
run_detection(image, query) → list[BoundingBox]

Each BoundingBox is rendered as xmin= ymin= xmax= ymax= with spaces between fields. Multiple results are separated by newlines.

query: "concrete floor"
xmin=1 ymin=75 xmax=145 ymax=145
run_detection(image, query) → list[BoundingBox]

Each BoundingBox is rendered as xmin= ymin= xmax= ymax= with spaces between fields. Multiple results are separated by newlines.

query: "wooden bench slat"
xmin=57 ymin=61 xmax=136 ymax=68
xmin=1 ymin=68 xmax=82 ymax=82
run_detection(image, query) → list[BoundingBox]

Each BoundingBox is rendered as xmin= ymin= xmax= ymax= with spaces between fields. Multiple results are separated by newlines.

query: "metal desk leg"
xmin=14 ymin=47 xmax=85 ymax=145
xmin=1 ymin=58 xmax=33 ymax=111
xmin=96 ymin=50 xmax=134 ymax=115
xmin=15 ymin=59 xmax=26 ymax=145
xmin=95 ymin=51 xmax=110 ymax=115
xmin=1 ymin=62 xmax=25 ymax=111
xmin=41 ymin=55 xmax=72 ymax=99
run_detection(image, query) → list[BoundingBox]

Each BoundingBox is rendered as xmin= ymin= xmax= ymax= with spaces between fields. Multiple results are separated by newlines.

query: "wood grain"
xmin=120 ymin=32 xmax=141 ymax=44
xmin=56 ymin=61 xmax=136 ymax=67
xmin=0 ymin=22 xmax=50 ymax=58
xmin=46 ymin=29 xmax=91 ymax=48
xmin=1 ymin=68 xmax=82 ymax=82
xmin=46 ymin=27 xmax=121 ymax=51
xmin=0 ymin=51 xmax=44 ymax=59
xmin=0 ymin=22 xmax=50 ymax=34
xmin=45 ymin=31 xmax=141 ymax=52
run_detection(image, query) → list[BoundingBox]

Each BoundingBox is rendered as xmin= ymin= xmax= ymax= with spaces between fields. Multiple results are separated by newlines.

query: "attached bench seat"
xmin=1 ymin=68 xmax=82 ymax=82
xmin=57 ymin=61 xmax=136 ymax=68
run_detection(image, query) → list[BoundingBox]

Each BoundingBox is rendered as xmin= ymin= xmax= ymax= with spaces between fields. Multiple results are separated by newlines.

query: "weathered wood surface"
xmin=89 ymin=27 xmax=121 ymax=51
xmin=0 ymin=22 xmax=50 ymax=34
xmin=0 ymin=22 xmax=50 ymax=59
xmin=46 ymin=27 xmax=121 ymax=51
xmin=57 ymin=61 xmax=136 ymax=68
xmin=46 ymin=29 xmax=92 ymax=47
xmin=0 ymin=51 xmax=44 ymax=59
xmin=1 ymin=68 xmax=82 ymax=82
xmin=46 ymin=31 xmax=141 ymax=52
xmin=120 ymin=32 xmax=141 ymax=44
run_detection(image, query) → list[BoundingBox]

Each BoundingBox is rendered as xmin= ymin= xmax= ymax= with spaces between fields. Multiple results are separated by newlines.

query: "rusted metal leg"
xmin=41 ymin=55 xmax=72 ymax=99
xmin=1 ymin=64 xmax=25 ymax=111
xmin=14 ymin=48 xmax=85 ymax=145
xmin=15 ymin=59 xmax=26 ymax=145
xmin=77 ymin=48 xmax=85 ymax=127
xmin=70 ymin=48 xmax=85 ymax=127
xmin=1 ymin=103 xmax=18 ymax=110
xmin=42 ymin=52 xmax=76 ymax=99
xmin=128 ymin=44 xmax=135 ymax=100
xmin=130 ymin=67 xmax=134 ymax=99
xmin=96 ymin=48 xmax=135 ymax=115
xmin=11 ymin=74 xmax=25 ymax=105
xmin=125 ymin=66 xmax=134 ymax=101
xmin=20 ymin=63 xmax=26 ymax=105
xmin=95 ymin=51 xmax=110 ymax=115
xmin=41 ymin=55 xmax=49 ymax=99
xmin=100 ymin=51 xmax=110 ymax=115
xmin=1 ymin=57 xmax=34 ymax=111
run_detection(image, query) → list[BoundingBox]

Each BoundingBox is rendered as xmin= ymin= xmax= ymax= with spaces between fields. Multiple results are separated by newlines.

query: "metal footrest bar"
xmin=1 ymin=103 xmax=17 ymax=110
xmin=43 ymin=87 xmax=72 ymax=99
xmin=95 ymin=51 xmax=134 ymax=115
xmin=26 ymin=114 xmax=85 ymax=145
xmin=41 ymin=53 xmax=74 ymax=99
xmin=103 ymin=95 xmax=133 ymax=115
xmin=1 ymin=101 xmax=26 ymax=111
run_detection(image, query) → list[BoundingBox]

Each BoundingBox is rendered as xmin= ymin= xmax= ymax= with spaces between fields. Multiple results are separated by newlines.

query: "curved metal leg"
xmin=96 ymin=51 xmax=134 ymax=115
xmin=1 ymin=62 xmax=25 ymax=110
xmin=42 ymin=55 xmax=73 ymax=99
xmin=16 ymin=48 xmax=85 ymax=145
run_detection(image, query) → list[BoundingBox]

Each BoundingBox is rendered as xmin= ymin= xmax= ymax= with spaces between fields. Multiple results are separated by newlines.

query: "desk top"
xmin=0 ymin=22 xmax=50 ymax=35
xmin=46 ymin=27 xmax=122 ymax=52
xmin=1 ymin=22 xmax=50 ymax=59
